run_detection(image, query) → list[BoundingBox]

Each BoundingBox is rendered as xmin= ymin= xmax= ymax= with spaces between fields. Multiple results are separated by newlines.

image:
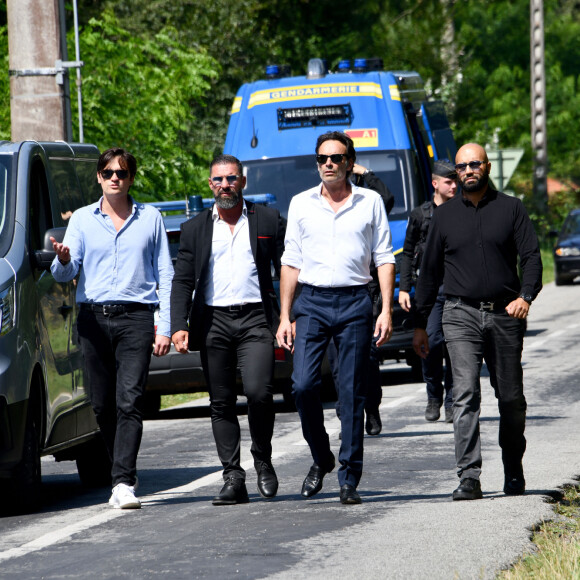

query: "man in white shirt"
xmin=276 ymin=132 xmax=396 ymax=504
xmin=171 ymin=155 xmax=285 ymax=505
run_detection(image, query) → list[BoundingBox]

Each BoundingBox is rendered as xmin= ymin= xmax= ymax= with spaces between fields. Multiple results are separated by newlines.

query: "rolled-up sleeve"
xmin=371 ymin=196 xmax=395 ymax=267
xmin=280 ymin=197 xmax=303 ymax=269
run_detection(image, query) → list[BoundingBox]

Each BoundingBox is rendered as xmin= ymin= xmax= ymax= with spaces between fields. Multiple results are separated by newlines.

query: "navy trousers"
xmin=292 ymin=284 xmax=373 ymax=488
xmin=423 ymin=291 xmax=453 ymax=408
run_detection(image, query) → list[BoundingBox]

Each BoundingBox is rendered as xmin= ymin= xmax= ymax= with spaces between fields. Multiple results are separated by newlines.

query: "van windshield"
xmin=242 ymin=151 xmax=411 ymax=220
xmin=0 ymin=155 xmax=12 ymax=244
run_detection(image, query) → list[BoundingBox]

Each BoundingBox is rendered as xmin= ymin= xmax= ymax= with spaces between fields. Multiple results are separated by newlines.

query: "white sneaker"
xmin=109 ymin=483 xmax=141 ymax=509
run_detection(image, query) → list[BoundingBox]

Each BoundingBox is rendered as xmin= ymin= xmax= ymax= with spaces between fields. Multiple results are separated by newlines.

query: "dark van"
xmin=0 ymin=141 xmax=111 ymax=514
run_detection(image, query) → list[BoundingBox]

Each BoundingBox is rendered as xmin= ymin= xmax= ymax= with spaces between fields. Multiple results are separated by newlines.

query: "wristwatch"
xmin=519 ymin=293 xmax=533 ymax=304
xmin=363 ymin=169 xmax=374 ymax=177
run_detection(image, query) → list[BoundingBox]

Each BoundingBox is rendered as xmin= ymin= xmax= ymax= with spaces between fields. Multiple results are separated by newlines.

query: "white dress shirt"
xmin=282 ymin=182 xmax=395 ymax=287
xmin=204 ymin=202 xmax=262 ymax=306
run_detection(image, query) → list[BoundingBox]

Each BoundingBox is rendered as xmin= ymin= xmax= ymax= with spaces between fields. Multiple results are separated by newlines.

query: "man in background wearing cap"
xmin=399 ymin=160 xmax=457 ymax=422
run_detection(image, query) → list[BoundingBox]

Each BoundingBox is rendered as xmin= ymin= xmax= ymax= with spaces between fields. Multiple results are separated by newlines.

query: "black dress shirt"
xmin=414 ymin=188 xmax=543 ymax=329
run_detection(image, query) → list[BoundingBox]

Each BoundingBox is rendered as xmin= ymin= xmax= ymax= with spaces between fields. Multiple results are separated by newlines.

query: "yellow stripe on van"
xmin=247 ymin=83 xmax=383 ymax=109
xmin=389 ymin=85 xmax=401 ymax=101
xmin=230 ymin=97 xmax=242 ymax=114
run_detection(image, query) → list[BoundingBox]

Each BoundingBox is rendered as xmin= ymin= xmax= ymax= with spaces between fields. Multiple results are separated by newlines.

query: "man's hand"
xmin=276 ymin=318 xmax=294 ymax=353
xmin=399 ymin=290 xmax=412 ymax=312
xmin=50 ymin=236 xmax=70 ymax=265
xmin=413 ymin=328 xmax=430 ymax=359
xmin=505 ymin=297 xmax=530 ymax=319
xmin=374 ymin=311 xmax=393 ymax=347
xmin=153 ymin=335 xmax=171 ymax=357
xmin=172 ymin=330 xmax=189 ymax=354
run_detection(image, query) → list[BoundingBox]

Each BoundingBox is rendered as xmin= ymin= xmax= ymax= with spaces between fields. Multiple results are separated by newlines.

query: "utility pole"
xmin=530 ymin=0 xmax=548 ymax=208
xmin=7 ymin=0 xmax=71 ymax=141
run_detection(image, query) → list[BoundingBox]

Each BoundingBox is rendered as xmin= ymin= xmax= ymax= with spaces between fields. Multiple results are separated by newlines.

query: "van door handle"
xmin=58 ymin=303 xmax=73 ymax=318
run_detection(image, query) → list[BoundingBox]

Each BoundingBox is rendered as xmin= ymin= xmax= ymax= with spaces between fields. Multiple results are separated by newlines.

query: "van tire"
xmin=4 ymin=407 xmax=43 ymax=514
xmin=76 ymin=437 xmax=112 ymax=488
xmin=143 ymin=393 xmax=162 ymax=418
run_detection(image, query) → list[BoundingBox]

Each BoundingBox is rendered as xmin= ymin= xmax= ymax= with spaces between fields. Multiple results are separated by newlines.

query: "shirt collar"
xmin=312 ymin=180 xmax=364 ymax=199
xmin=95 ymin=195 xmax=137 ymax=215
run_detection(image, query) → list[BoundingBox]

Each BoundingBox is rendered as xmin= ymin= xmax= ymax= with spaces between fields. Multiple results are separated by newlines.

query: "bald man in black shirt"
xmin=413 ymin=143 xmax=542 ymax=501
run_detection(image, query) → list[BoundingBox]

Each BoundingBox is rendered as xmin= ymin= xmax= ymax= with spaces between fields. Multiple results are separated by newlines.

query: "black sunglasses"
xmin=100 ymin=169 xmax=130 ymax=180
xmin=455 ymin=160 xmax=486 ymax=173
xmin=210 ymin=175 xmax=240 ymax=185
xmin=316 ymin=154 xmax=346 ymax=165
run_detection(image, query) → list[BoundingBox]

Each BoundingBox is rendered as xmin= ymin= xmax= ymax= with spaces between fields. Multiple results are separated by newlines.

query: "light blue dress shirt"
xmin=51 ymin=196 xmax=173 ymax=337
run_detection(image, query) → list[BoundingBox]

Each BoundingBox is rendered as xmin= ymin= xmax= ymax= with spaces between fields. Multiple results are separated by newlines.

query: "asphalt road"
xmin=1 ymin=281 xmax=580 ymax=579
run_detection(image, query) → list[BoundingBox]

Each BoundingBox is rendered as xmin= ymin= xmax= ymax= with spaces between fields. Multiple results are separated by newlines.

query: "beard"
xmin=215 ymin=189 xmax=240 ymax=209
xmin=461 ymin=171 xmax=489 ymax=193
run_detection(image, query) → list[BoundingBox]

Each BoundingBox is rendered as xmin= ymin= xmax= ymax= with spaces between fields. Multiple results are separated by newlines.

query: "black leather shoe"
xmin=340 ymin=484 xmax=361 ymax=504
xmin=301 ymin=455 xmax=336 ymax=498
xmin=452 ymin=477 xmax=483 ymax=501
xmin=365 ymin=409 xmax=382 ymax=436
xmin=212 ymin=477 xmax=250 ymax=505
xmin=256 ymin=461 xmax=278 ymax=499
xmin=425 ymin=399 xmax=441 ymax=422
xmin=504 ymin=476 xmax=526 ymax=496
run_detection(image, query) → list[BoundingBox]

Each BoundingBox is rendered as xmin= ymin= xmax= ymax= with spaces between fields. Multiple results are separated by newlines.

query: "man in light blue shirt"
xmin=51 ymin=147 xmax=173 ymax=510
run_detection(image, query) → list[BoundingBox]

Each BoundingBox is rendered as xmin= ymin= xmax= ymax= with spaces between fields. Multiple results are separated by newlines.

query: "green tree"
xmin=70 ymin=10 xmax=218 ymax=200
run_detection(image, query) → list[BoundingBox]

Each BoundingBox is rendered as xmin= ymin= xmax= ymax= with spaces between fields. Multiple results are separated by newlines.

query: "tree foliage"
xmin=69 ymin=10 xmax=218 ymax=200
xmin=1 ymin=1 xmax=580 ymax=213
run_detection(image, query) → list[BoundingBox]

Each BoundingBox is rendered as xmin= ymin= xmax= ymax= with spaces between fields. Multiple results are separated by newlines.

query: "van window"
xmin=29 ymin=159 xmax=54 ymax=254
xmin=49 ymin=160 xmax=85 ymax=225
xmin=74 ymin=159 xmax=101 ymax=205
xmin=0 ymin=155 xmax=11 ymax=241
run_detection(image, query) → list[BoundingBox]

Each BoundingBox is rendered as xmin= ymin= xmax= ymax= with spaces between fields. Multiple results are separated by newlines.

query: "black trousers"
xmin=200 ymin=304 xmax=275 ymax=480
xmin=77 ymin=305 xmax=154 ymax=487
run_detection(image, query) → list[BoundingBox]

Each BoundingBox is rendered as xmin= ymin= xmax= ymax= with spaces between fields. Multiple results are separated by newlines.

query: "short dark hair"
xmin=210 ymin=154 xmax=243 ymax=176
xmin=315 ymin=131 xmax=356 ymax=178
xmin=97 ymin=148 xmax=137 ymax=178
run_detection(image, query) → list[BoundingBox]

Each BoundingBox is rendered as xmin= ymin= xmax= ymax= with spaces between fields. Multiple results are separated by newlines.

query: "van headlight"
xmin=0 ymin=285 xmax=15 ymax=335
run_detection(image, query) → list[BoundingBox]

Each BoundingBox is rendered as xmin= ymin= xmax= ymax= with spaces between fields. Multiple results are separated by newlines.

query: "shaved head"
xmin=455 ymin=142 xmax=491 ymax=195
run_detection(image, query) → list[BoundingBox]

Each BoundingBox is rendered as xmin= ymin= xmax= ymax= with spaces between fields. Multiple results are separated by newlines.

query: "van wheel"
xmin=76 ymin=437 xmax=112 ymax=488
xmin=142 ymin=393 xmax=162 ymax=418
xmin=5 ymin=408 xmax=42 ymax=514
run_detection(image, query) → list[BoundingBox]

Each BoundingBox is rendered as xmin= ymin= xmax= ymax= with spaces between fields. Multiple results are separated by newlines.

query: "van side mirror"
xmin=34 ymin=227 xmax=67 ymax=270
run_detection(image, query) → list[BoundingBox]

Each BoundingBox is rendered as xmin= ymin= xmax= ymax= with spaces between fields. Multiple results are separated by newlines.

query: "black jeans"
xmin=77 ymin=306 xmax=154 ymax=487
xmin=200 ymin=304 xmax=275 ymax=481
xmin=442 ymin=299 xmax=526 ymax=480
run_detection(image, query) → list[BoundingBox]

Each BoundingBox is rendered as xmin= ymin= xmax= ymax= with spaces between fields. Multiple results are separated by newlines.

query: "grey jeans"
xmin=442 ymin=299 xmax=527 ymax=480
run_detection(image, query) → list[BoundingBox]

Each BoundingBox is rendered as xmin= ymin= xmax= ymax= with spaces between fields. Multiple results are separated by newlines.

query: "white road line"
xmin=0 ymin=391 xmax=421 ymax=563
xmin=380 ymin=395 xmax=416 ymax=409
xmin=525 ymin=330 xmax=565 ymax=350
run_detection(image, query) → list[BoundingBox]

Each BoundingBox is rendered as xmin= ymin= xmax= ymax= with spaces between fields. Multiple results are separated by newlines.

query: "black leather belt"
xmin=208 ymin=303 xmax=262 ymax=313
xmin=447 ymin=296 xmax=512 ymax=312
xmin=81 ymin=302 xmax=155 ymax=316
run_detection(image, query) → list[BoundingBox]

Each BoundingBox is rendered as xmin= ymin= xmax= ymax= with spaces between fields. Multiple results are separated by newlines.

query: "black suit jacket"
xmin=170 ymin=200 xmax=285 ymax=350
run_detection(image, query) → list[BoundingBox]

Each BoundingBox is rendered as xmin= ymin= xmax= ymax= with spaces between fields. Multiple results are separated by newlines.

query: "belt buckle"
xmin=480 ymin=301 xmax=494 ymax=311
xmin=102 ymin=304 xmax=113 ymax=316
xmin=229 ymin=304 xmax=244 ymax=312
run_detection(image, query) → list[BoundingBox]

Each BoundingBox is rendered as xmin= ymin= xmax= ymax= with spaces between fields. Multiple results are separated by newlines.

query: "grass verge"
xmin=499 ymin=482 xmax=580 ymax=579
xmin=160 ymin=392 xmax=208 ymax=410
